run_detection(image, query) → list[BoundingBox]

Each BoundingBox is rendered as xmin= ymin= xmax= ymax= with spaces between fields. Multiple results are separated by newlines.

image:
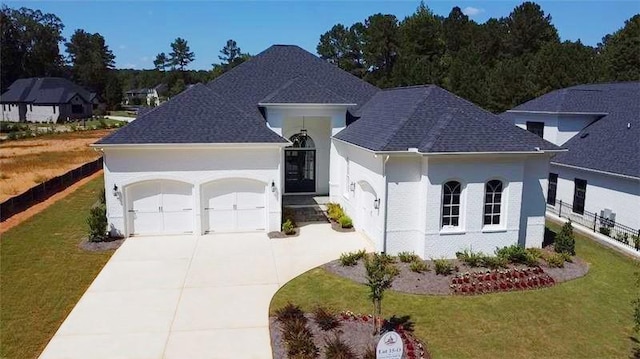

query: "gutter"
xmin=90 ymin=142 xmax=293 ymax=149
xmin=382 ymin=155 xmax=391 ymax=253
xmin=506 ymin=110 xmax=609 ymax=116
xmin=550 ymin=162 xmax=640 ymax=181
xmin=331 ymin=137 xmax=567 ymax=156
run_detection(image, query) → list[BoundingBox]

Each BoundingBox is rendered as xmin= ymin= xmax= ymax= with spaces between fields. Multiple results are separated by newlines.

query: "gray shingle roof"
xmin=504 ymin=82 xmax=640 ymax=178
xmin=96 ymin=84 xmax=287 ymax=144
xmin=1 ymin=77 xmax=91 ymax=104
xmin=207 ymin=45 xmax=379 ymax=119
xmin=335 ymin=85 xmax=561 ymax=153
xmin=259 ymin=76 xmax=353 ymax=104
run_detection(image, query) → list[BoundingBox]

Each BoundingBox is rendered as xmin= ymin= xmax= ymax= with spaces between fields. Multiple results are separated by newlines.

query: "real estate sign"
xmin=376 ymin=331 xmax=403 ymax=359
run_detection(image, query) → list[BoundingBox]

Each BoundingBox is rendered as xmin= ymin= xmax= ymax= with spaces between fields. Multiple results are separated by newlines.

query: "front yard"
xmin=0 ymin=177 xmax=114 ymax=359
xmin=271 ymin=222 xmax=640 ymax=358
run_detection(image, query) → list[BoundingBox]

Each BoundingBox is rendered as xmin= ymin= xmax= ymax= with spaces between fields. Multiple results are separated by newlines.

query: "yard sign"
xmin=376 ymin=331 xmax=403 ymax=359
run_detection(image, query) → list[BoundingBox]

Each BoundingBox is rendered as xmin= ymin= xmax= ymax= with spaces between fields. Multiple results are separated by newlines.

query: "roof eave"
xmin=258 ymin=103 xmax=357 ymax=107
xmin=507 ymin=110 xmax=609 ymax=116
xmin=91 ymin=142 xmax=291 ymax=149
xmin=550 ymin=161 xmax=640 ymax=181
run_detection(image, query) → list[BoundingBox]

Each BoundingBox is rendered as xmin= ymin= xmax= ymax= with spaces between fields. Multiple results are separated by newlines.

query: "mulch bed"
xmin=330 ymin=220 xmax=355 ymax=232
xmin=324 ymin=249 xmax=589 ymax=296
xmin=270 ymin=313 xmax=430 ymax=359
xmin=79 ymin=237 xmax=125 ymax=252
xmin=268 ymin=229 xmax=300 ymax=239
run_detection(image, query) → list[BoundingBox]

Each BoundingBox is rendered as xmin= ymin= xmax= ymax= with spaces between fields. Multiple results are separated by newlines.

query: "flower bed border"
xmin=450 ymin=267 xmax=555 ymax=295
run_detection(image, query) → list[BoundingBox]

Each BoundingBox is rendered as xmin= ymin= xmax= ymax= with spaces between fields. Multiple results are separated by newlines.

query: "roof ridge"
xmin=381 ymin=86 xmax=434 ymax=150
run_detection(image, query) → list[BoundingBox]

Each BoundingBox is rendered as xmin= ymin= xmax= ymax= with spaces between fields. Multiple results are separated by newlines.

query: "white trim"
xmin=258 ymin=103 xmax=357 ymax=108
xmin=506 ymin=110 xmax=609 ymax=116
xmin=550 ymin=162 xmax=640 ymax=181
xmin=92 ymin=142 xmax=292 ymax=149
xmin=331 ymin=137 xmax=566 ymax=156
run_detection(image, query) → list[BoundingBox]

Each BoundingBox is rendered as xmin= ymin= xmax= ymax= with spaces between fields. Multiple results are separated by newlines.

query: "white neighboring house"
xmin=503 ymin=82 xmax=640 ymax=231
xmin=124 ymin=84 xmax=167 ymax=107
xmin=93 ymin=45 xmax=563 ymax=259
xmin=0 ymin=77 xmax=93 ymax=123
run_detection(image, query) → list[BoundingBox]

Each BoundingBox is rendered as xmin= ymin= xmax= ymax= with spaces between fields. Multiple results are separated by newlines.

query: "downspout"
xmin=382 ymin=155 xmax=390 ymax=253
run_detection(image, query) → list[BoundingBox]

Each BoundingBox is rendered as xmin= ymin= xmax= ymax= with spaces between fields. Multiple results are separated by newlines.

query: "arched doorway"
xmin=285 ymin=132 xmax=316 ymax=193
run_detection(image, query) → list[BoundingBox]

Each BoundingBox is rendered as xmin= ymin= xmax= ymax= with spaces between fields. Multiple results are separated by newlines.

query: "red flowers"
xmin=450 ymin=267 xmax=555 ymax=295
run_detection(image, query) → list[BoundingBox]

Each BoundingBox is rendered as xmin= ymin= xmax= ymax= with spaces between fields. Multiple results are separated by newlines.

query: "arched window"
xmin=484 ymin=180 xmax=503 ymax=225
xmin=442 ymin=181 xmax=461 ymax=227
xmin=288 ymin=133 xmax=315 ymax=148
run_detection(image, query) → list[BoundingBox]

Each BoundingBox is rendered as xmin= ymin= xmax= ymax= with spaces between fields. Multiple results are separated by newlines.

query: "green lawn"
xmin=107 ymin=110 xmax=136 ymax=118
xmin=0 ymin=177 xmax=115 ymax=359
xmin=271 ymin=222 xmax=640 ymax=359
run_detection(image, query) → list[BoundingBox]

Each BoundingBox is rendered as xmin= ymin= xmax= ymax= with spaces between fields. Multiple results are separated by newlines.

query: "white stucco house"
xmin=124 ymin=84 xmax=167 ymax=107
xmin=0 ymin=77 xmax=93 ymax=123
xmin=93 ymin=45 xmax=563 ymax=259
xmin=503 ymin=82 xmax=640 ymax=231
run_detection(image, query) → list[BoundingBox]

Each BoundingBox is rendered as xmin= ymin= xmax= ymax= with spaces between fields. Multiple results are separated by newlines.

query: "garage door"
xmin=202 ymin=179 xmax=266 ymax=233
xmin=127 ymin=180 xmax=194 ymax=235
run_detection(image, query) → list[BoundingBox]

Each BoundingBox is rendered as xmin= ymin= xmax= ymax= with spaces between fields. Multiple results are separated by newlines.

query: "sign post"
xmin=376 ymin=331 xmax=403 ymax=359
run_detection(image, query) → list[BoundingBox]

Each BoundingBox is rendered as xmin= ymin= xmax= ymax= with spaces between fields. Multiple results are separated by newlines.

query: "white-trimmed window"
xmin=442 ymin=181 xmax=461 ymax=227
xmin=483 ymin=180 xmax=503 ymax=225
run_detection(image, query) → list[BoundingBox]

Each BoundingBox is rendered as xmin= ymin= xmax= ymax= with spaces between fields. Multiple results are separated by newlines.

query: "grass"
xmin=107 ymin=110 xmax=136 ymax=117
xmin=0 ymin=177 xmax=115 ymax=359
xmin=271 ymin=221 xmax=640 ymax=359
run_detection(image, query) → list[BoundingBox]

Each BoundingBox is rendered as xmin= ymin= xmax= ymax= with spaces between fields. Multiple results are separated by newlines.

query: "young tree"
xmin=364 ymin=253 xmax=398 ymax=334
xmin=153 ymin=52 xmax=169 ymax=71
xmin=169 ymin=37 xmax=195 ymax=71
xmin=65 ymin=29 xmax=115 ymax=97
xmin=554 ymin=220 xmax=576 ymax=255
xmin=1 ymin=6 xmax=65 ymax=90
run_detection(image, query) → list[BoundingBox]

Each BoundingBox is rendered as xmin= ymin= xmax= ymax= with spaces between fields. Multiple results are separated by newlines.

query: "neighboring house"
xmin=503 ymin=82 xmax=640 ymax=230
xmin=124 ymin=84 xmax=167 ymax=107
xmin=0 ymin=77 xmax=93 ymax=123
xmin=93 ymin=45 xmax=562 ymax=259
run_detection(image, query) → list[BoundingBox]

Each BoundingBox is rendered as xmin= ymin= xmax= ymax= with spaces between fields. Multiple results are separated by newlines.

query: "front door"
xmin=285 ymin=132 xmax=316 ymax=193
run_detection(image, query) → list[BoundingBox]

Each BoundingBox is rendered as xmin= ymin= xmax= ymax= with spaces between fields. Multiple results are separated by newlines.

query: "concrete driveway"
xmin=39 ymin=223 xmax=373 ymax=359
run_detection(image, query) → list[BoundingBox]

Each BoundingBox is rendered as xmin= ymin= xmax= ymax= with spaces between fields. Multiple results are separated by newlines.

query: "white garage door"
xmin=127 ymin=180 xmax=194 ymax=236
xmin=202 ymin=179 xmax=266 ymax=233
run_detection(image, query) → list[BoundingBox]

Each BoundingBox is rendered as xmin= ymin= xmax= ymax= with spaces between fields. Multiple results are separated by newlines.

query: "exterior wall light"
xmin=373 ymin=198 xmax=380 ymax=209
xmin=112 ymin=184 xmax=118 ymax=197
xmin=271 ymin=181 xmax=276 ymax=193
xmin=350 ymin=182 xmax=356 ymax=192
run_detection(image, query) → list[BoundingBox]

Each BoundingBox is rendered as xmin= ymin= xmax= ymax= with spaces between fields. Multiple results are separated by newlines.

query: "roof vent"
xmin=628 ymin=122 xmax=631 ymax=129
xmin=580 ymin=133 xmax=589 ymax=139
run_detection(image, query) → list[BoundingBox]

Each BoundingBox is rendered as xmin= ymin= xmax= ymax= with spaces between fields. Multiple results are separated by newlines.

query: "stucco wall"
xmin=103 ymin=147 xmax=282 ymax=236
xmin=551 ymin=164 xmax=640 ymax=229
xmin=423 ymin=156 xmax=530 ymax=259
xmin=25 ymin=104 xmax=59 ymax=123
xmin=511 ymin=112 xmax=600 ymax=146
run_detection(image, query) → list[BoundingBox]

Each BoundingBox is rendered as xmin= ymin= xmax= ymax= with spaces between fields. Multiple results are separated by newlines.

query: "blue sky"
xmin=6 ymin=1 xmax=639 ymax=70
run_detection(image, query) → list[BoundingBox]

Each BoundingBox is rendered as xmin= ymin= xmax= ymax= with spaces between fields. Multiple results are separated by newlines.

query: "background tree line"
xmin=317 ymin=1 xmax=639 ymax=113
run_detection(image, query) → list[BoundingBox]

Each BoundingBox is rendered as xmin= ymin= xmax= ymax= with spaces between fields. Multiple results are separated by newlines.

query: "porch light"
xmin=271 ymin=181 xmax=276 ymax=193
xmin=374 ymin=198 xmax=381 ymax=210
xmin=350 ymin=182 xmax=355 ymax=192
xmin=300 ymin=116 xmax=307 ymax=137
xmin=112 ymin=184 xmax=118 ymax=197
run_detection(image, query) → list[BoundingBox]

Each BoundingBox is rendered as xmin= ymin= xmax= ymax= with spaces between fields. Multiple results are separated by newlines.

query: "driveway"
xmin=39 ymin=223 xmax=373 ymax=359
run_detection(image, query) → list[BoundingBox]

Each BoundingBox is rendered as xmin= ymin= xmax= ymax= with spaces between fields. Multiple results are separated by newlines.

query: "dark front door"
xmin=285 ymin=149 xmax=315 ymax=193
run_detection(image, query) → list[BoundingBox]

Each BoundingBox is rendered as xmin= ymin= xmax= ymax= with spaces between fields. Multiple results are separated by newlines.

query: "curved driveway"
xmin=39 ymin=223 xmax=373 ymax=359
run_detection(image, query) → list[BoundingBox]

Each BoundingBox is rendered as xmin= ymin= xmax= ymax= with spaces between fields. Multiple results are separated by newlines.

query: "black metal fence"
xmin=0 ymin=158 xmax=103 ymax=222
xmin=547 ymin=200 xmax=640 ymax=252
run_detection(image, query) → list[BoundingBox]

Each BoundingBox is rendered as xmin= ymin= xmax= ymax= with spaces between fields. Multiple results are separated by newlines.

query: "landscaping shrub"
xmin=495 ymin=245 xmax=534 ymax=265
xmin=362 ymin=347 xmax=376 ymax=359
xmin=409 ymin=260 xmax=430 ymax=273
xmin=283 ymin=325 xmax=318 ymax=359
xmin=313 ymin=307 xmax=341 ymax=331
xmin=323 ymin=335 xmax=356 ymax=359
xmin=327 ymin=203 xmax=345 ymax=221
xmin=526 ymin=247 xmax=544 ymax=259
xmin=433 ymin=258 xmax=454 ymax=275
xmin=397 ymin=251 xmax=419 ymax=263
xmin=481 ymin=255 xmax=508 ymax=269
xmin=275 ymin=303 xmax=306 ymax=324
xmin=555 ymin=221 xmax=576 ymax=255
xmin=282 ymin=219 xmax=296 ymax=235
xmin=599 ymin=226 xmax=611 ymax=236
xmin=615 ymin=232 xmax=630 ymax=245
xmin=338 ymin=215 xmax=353 ymax=229
xmin=545 ymin=252 xmax=565 ymax=268
xmin=87 ymin=204 xmax=107 ymax=242
xmin=633 ymin=235 xmax=640 ymax=250
xmin=339 ymin=250 xmax=366 ymax=266
xmin=560 ymin=252 xmax=573 ymax=263
xmin=456 ymin=248 xmax=485 ymax=267
xmin=282 ymin=206 xmax=296 ymax=227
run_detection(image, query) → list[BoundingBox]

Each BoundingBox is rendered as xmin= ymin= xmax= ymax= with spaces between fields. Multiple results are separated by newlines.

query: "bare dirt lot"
xmin=0 ymin=129 xmax=113 ymax=202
